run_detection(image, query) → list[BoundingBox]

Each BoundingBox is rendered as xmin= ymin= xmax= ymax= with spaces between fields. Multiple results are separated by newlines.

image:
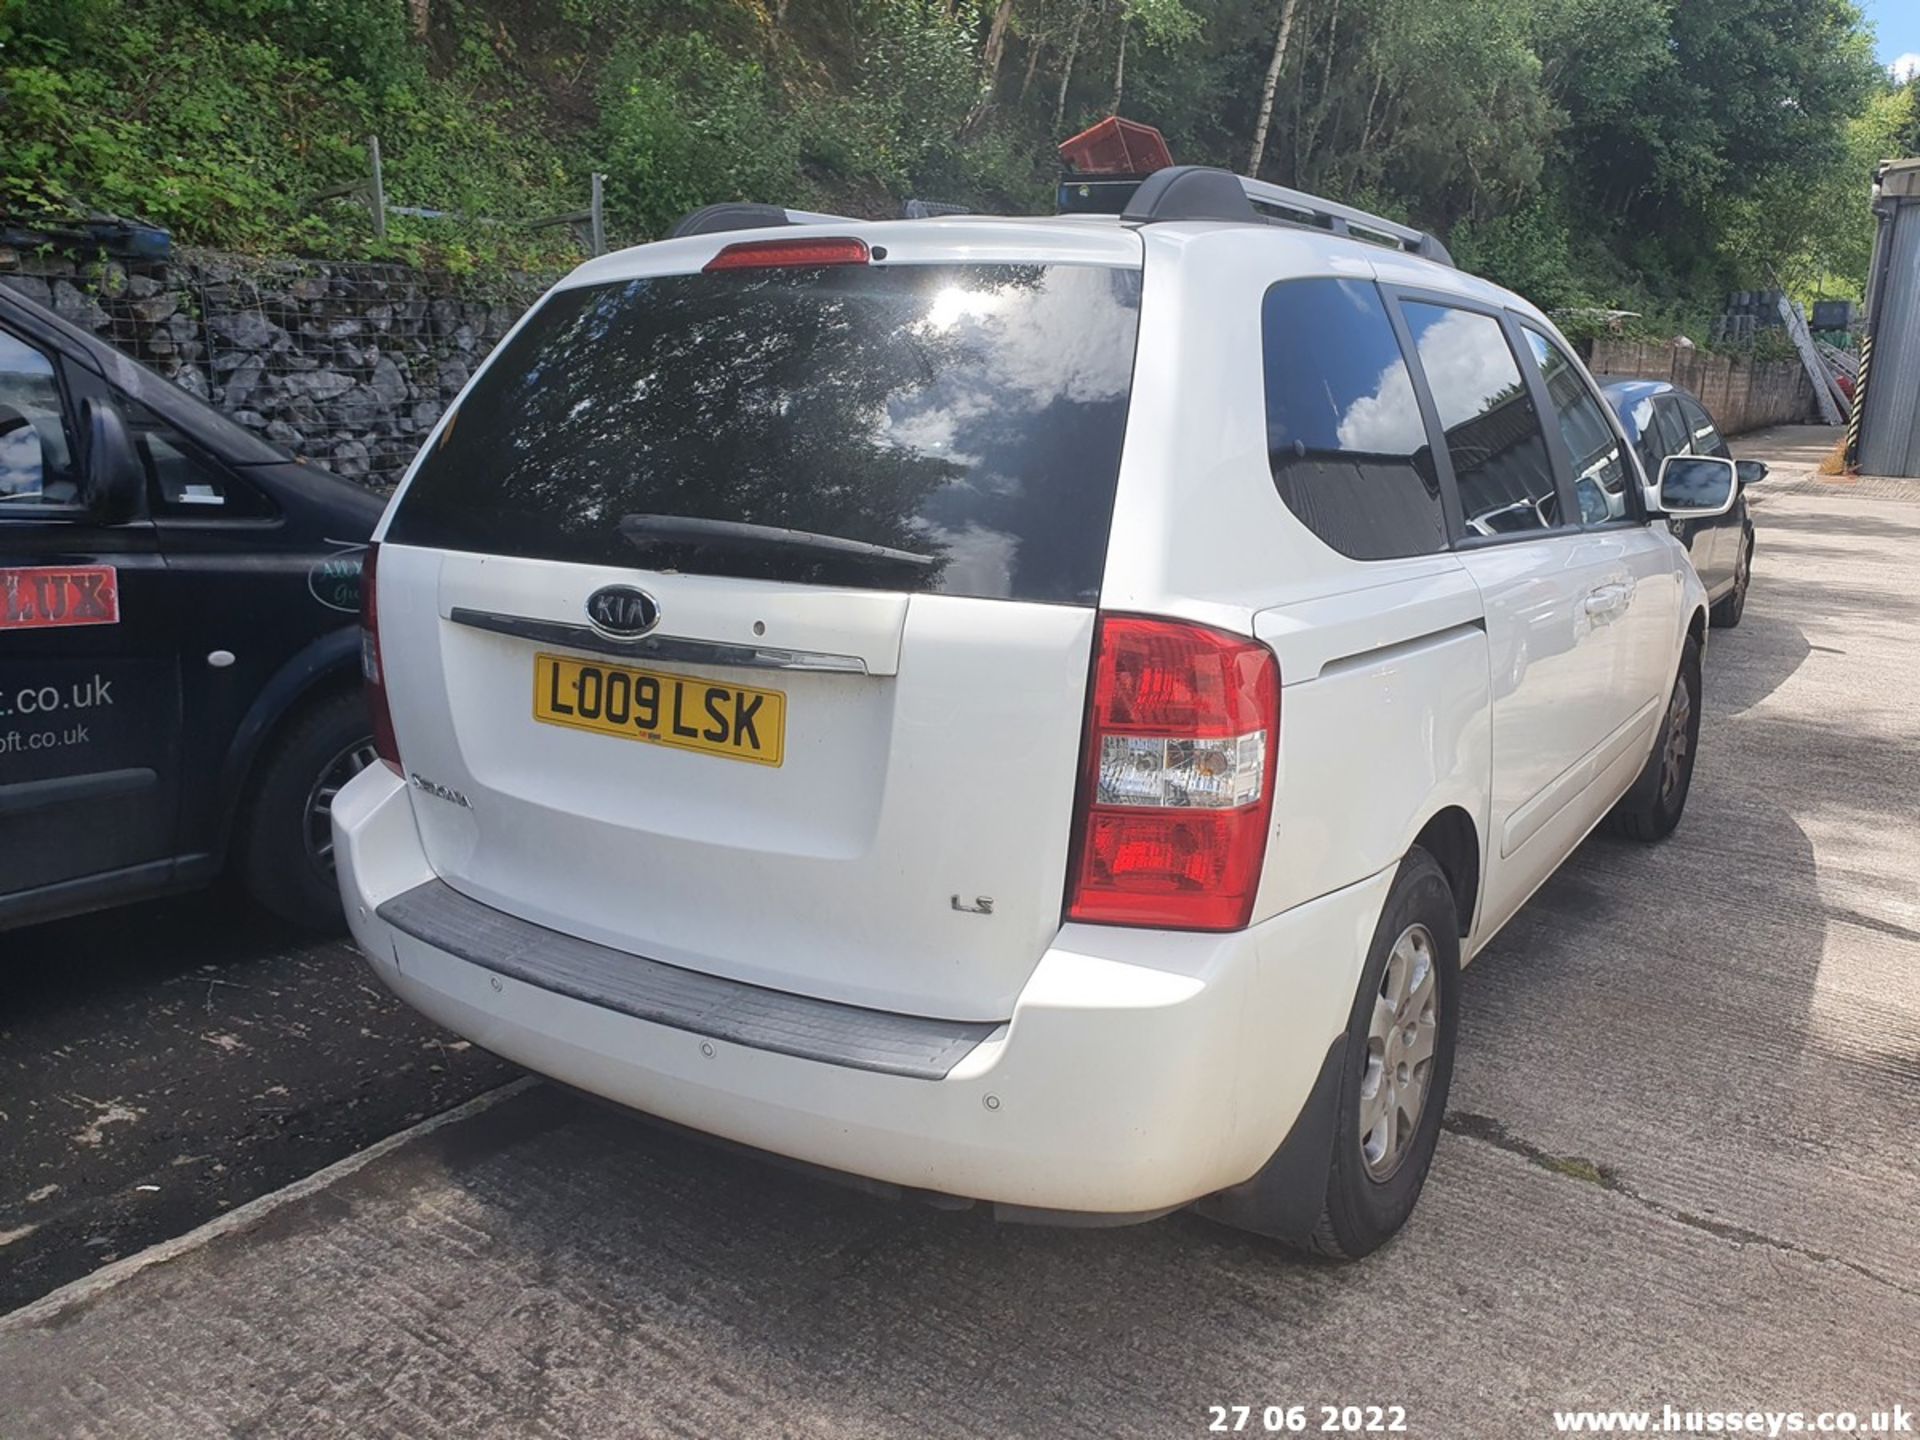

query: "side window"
xmin=126 ymin=402 xmax=276 ymax=519
xmin=1678 ymin=396 xmax=1729 ymax=459
xmin=0 ymin=327 xmax=80 ymax=508
xmin=1651 ymin=398 xmax=1690 ymax=462
xmin=1629 ymin=397 xmax=1667 ymax=480
xmin=1400 ymin=301 xmax=1560 ymax=537
xmin=1260 ymin=278 xmax=1446 ymax=560
xmin=1522 ymin=329 xmax=1632 ymax=525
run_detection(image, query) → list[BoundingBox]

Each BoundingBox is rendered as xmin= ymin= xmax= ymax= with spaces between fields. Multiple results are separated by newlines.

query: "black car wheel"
xmin=238 ymin=689 xmax=375 ymax=930
xmin=1606 ymin=635 xmax=1702 ymax=843
xmin=1711 ymin=531 xmax=1752 ymax=629
xmin=1301 ymin=847 xmax=1461 ymax=1260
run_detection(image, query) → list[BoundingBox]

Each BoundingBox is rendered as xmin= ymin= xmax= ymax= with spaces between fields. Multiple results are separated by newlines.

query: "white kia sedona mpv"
xmin=334 ymin=167 xmax=1733 ymax=1257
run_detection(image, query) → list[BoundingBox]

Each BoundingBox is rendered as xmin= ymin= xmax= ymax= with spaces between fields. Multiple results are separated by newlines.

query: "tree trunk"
xmin=1246 ymin=0 xmax=1302 ymax=176
xmin=1019 ymin=28 xmax=1046 ymax=103
xmin=1357 ymin=62 xmax=1385 ymax=165
xmin=981 ymin=0 xmax=1016 ymax=87
xmin=407 ymin=0 xmax=430 ymax=40
xmin=1053 ymin=0 xmax=1091 ymax=131
xmin=967 ymin=0 xmax=1017 ymax=126
xmin=1110 ymin=10 xmax=1129 ymax=115
xmin=1297 ymin=0 xmax=1339 ymax=182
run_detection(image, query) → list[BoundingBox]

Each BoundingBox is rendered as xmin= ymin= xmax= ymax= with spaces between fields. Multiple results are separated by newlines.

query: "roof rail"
xmin=666 ymin=202 xmax=857 ymax=240
xmin=1119 ymin=165 xmax=1452 ymax=267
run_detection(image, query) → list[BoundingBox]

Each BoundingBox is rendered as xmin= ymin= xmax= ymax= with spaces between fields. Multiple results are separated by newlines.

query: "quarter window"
xmin=1523 ymin=329 xmax=1631 ymax=525
xmin=126 ymin=400 xmax=276 ymax=519
xmin=0 ymin=327 xmax=78 ymax=508
xmin=1260 ymin=279 xmax=1446 ymax=560
xmin=1401 ymin=302 xmax=1560 ymax=537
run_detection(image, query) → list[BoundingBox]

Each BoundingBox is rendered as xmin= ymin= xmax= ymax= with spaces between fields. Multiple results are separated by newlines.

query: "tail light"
xmin=1066 ymin=615 xmax=1280 ymax=931
xmin=360 ymin=541 xmax=402 ymax=774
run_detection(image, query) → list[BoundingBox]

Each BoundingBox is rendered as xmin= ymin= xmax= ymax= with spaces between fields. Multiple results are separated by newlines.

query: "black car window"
xmin=125 ymin=399 xmax=277 ymax=520
xmin=1401 ymin=302 xmax=1560 ymax=538
xmin=0 ymin=326 xmax=79 ymax=509
xmin=389 ymin=262 xmax=1142 ymax=604
xmin=1626 ymin=395 xmax=1666 ymax=481
xmin=1261 ymin=279 xmax=1446 ymax=560
xmin=1522 ymin=329 xmax=1631 ymax=525
xmin=1651 ymin=397 xmax=1690 ymax=463
xmin=1678 ymin=395 xmax=1730 ymax=459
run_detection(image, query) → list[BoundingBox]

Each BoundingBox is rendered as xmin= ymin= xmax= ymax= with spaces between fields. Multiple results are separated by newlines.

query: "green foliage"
xmin=595 ymin=31 xmax=798 ymax=236
xmin=0 ymin=0 xmax=587 ymax=270
xmin=1449 ymin=200 xmax=1588 ymax=311
xmin=0 ymin=0 xmax=1909 ymax=314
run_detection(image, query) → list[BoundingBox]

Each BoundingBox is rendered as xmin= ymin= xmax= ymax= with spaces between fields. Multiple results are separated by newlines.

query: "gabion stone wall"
xmin=0 ymin=247 xmax=553 ymax=489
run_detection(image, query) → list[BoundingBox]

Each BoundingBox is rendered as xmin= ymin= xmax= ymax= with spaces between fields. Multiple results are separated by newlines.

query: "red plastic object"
xmin=705 ymin=237 xmax=871 ymax=272
xmin=1057 ymin=116 xmax=1174 ymax=176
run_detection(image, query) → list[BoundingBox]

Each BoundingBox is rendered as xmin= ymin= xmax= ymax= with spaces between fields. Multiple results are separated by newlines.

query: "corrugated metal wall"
xmin=1859 ymin=162 xmax=1920 ymax=478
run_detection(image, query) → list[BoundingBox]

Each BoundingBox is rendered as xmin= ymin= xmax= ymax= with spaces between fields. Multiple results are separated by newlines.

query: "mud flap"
xmin=1192 ymin=1034 xmax=1346 ymax=1240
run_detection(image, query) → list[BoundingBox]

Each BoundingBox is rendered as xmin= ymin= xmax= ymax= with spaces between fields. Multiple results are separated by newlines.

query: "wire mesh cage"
xmin=1 ymin=247 xmax=554 ymax=490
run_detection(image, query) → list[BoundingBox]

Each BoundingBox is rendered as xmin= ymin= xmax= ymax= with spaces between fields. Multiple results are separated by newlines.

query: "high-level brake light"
xmin=704 ymin=237 xmax=871 ymax=272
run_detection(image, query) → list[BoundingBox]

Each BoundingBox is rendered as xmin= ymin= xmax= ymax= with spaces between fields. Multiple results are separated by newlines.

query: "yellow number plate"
xmin=532 ymin=652 xmax=785 ymax=767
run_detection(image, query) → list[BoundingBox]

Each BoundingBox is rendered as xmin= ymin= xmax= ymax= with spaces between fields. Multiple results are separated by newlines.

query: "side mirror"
xmin=1657 ymin=454 xmax=1738 ymax=519
xmin=82 ymin=397 xmax=144 ymax=524
xmin=1736 ymin=460 xmax=1769 ymax=487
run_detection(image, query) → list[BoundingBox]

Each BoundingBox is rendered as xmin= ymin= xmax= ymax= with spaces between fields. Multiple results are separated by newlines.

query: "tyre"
xmin=1605 ymin=634 xmax=1702 ymax=843
xmin=237 ymin=688 xmax=377 ymax=930
xmin=1711 ymin=532 xmax=1752 ymax=629
xmin=1300 ymin=847 xmax=1461 ymax=1260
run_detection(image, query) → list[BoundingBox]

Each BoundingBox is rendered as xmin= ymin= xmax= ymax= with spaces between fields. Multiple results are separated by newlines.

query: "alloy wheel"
xmin=1359 ymin=922 xmax=1441 ymax=1180
xmin=1659 ymin=674 xmax=1692 ymax=802
xmin=304 ymin=739 xmax=378 ymax=873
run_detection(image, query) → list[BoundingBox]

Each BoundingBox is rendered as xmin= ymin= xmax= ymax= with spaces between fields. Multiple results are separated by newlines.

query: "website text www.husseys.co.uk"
xmin=1552 ymin=1405 xmax=1911 ymax=1435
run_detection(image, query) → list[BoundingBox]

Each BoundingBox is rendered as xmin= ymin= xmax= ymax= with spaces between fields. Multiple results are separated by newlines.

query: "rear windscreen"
xmin=387 ymin=261 xmax=1142 ymax=604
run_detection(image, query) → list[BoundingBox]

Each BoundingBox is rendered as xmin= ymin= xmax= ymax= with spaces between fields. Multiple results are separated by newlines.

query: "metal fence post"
xmin=590 ymin=173 xmax=606 ymax=257
xmin=368 ymin=136 xmax=387 ymax=242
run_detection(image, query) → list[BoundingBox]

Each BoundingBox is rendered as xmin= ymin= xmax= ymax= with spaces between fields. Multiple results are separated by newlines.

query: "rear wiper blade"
xmin=618 ymin=514 xmax=936 ymax=569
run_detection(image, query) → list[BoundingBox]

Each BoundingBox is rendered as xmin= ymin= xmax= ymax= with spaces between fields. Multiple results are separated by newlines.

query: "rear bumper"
xmin=333 ymin=764 xmax=1391 ymax=1216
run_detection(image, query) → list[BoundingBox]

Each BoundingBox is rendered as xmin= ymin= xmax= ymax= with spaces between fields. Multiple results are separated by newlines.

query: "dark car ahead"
xmin=1 ymin=281 xmax=382 ymax=932
xmin=1601 ymin=379 xmax=1763 ymax=627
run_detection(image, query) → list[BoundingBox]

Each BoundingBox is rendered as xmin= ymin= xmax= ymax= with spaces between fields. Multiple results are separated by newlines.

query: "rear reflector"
xmin=1066 ymin=615 xmax=1280 ymax=931
xmin=360 ymin=541 xmax=402 ymax=775
xmin=704 ymin=237 xmax=871 ymax=272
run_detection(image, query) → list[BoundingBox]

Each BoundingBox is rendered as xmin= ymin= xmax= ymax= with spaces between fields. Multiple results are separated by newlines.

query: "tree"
xmin=1247 ymin=0 xmax=1302 ymax=175
xmin=976 ymin=0 xmax=1017 ymax=115
xmin=1054 ymin=0 xmax=1092 ymax=128
xmin=1722 ymin=78 xmax=1919 ymax=295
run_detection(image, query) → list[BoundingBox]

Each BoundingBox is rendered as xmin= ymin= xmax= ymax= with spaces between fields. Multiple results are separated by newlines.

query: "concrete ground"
xmin=2 ymin=426 xmax=1914 ymax=1438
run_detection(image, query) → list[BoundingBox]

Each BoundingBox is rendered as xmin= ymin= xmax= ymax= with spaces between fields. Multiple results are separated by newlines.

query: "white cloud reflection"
xmin=0 ymin=424 xmax=45 ymax=501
